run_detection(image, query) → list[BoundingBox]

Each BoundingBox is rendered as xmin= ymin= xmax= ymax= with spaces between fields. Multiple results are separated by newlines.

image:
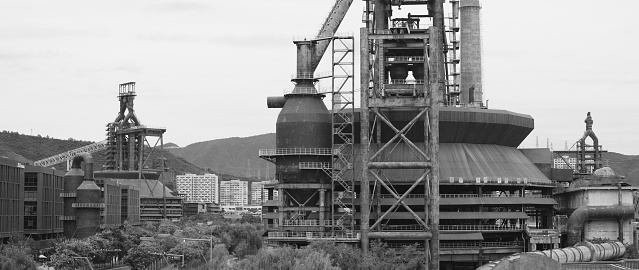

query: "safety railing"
xmin=380 ymin=224 xmax=425 ymax=231
xmin=379 ymin=194 xmax=425 ymax=199
xmin=284 ymin=87 xmax=331 ymax=95
xmin=386 ymin=79 xmax=425 ymax=84
xmin=386 ymin=56 xmax=426 ymax=62
xmin=439 ymin=224 xmax=524 ymax=231
xmin=72 ymin=203 xmax=105 ymax=208
xmin=440 ymin=241 xmax=524 ymax=249
xmin=291 ymin=71 xmax=333 ymax=80
xmin=60 ymin=193 xmax=77 ymax=198
xmin=299 ymin=162 xmax=333 ymax=170
xmin=439 ymin=194 xmax=553 ymax=198
xmin=259 ymin=148 xmax=334 ymax=156
xmin=283 ymin=220 xmax=335 ymax=227
xmin=445 ymin=176 xmax=557 ymax=186
xmin=268 ymin=231 xmax=359 ymax=240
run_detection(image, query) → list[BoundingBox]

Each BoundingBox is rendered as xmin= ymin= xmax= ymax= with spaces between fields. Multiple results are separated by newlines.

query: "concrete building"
xmin=251 ymin=180 xmax=278 ymax=205
xmin=0 ymin=157 xmax=24 ymax=242
xmin=100 ymin=179 xmax=122 ymax=228
xmin=23 ymin=165 xmax=65 ymax=249
xmin=96 ymin=171 xmax=182 ymax=222
xmin=120 ymin=184 xmax=140 ymax=225
xmin=554 ymin=167 xmax=638 ymax=247
xmin=553 ymin=155 xmax=577 ymax=170
xmin=176 ymin=173 xmax=219 ymax=204
xmin=220 ymin=180 xmax=248 ymax=206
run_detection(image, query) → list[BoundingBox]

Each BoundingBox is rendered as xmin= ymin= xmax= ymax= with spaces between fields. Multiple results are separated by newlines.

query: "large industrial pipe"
xmin=566 ymin=205 xmax=634 ymax=246
xmin=267 ymin=96 xmax=288 ymax=108
xmin=71 ymin=153 xmax=94 ymax=181
xmin=476 ymin=241 xmax=626 ymax=270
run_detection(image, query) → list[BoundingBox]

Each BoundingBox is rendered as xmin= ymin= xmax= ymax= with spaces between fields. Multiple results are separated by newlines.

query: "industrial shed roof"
xmin=348 ymin=143 xmax=551 ymax=183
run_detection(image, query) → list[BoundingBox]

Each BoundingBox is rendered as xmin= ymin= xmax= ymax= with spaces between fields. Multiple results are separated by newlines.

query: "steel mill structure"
xmin=96 ymin=82 xmax=181 ymax=222
xmin=260 ymin=0 xmax=561 ymax=269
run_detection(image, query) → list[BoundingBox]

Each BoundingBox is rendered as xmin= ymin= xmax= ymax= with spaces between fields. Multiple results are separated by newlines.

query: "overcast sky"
xmin=1 ymin=0 xmax=637 ymax=155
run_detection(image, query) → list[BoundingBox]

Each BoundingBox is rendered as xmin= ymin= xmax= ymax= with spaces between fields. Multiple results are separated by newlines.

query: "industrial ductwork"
xmin=477 ymin=241 xmax=626 ymax=270
xmin=71 ymin=152 xmax=94 ymax=181
xmin=566 ymin=205 xmax=634 ymax=246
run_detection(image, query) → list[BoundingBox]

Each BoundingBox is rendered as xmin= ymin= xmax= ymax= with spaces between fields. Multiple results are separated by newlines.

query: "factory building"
xmin=256 ymin=0 xmax=575 ymax=268
xmin=0 ymin=157 xmax=24 ymax=242
xmin=96 ymin=82 xmax=181 ymax=222
xmin=23 ymin=165 xmax=65 ymax=249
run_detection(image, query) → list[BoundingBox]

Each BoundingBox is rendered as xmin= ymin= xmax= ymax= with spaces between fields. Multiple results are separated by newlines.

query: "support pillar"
xmin=278 ymin=188 xmax=284 ymax=229
xmin=319 ymin=189 xmax=325 ymax=228
xmin=360 ymin=27 xmax=371 ymax=254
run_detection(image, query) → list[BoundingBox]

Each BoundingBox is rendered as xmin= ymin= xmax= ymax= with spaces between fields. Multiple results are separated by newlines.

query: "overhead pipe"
xmin=566 ymin=205 xmax=634 ymax=246
xmin=477 ymin=241 xmax=626 ymax=270
xmin=71 ymin=153 xmax=94 ymax=181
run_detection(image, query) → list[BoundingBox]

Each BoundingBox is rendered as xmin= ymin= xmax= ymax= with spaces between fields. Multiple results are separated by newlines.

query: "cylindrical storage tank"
xmin=63 ymin=167 xmax=84 ymax=238
xmin=460 ymin=0 xmax=483 ymax=105
xmin=75 ymin=180 xmax=101 ymax=238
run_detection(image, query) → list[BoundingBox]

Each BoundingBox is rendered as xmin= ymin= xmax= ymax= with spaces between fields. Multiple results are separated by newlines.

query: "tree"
xmin=0 ymin=245 xmax=37 ymax=270
xmin=169 ymin=241 xmax=207 ymax=264
xmin=123 ymin=242 xmax=162 ymax=270
xmin=48 ymin=248 xmax=82 ymax=270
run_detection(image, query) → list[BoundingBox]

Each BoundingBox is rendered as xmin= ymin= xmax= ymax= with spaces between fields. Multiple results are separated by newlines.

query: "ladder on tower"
xmin=33 ymin=140 xmax=109 ymax=169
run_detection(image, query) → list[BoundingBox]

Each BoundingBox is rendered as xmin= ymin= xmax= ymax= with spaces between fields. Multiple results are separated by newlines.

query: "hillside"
xmin=0 ymin=131 xmax=205 ymax=176
xmin=602 ymin=152 xmax=639 ymax=185
xmin=168 ymin=133 xmax=276 ymax=180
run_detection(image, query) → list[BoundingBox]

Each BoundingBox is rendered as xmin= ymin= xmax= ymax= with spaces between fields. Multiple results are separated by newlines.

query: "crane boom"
xmin=311 ymin=0 xmax=354 ymax=71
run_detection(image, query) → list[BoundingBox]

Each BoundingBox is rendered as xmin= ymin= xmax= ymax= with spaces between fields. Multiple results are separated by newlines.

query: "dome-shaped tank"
xmin=276 ymin=94 xmax=332 ymax=204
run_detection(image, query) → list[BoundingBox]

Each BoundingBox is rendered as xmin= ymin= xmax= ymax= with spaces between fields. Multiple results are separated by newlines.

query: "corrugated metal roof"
xmin=348 ymin=143 xmax=550 ymax=183
xmin=440 ymin=144 xmax=550 ymax=182
xmin=440 ymin=232 xmax=484 ymax=241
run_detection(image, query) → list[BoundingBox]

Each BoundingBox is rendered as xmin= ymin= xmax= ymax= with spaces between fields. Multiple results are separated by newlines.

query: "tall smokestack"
xmin=460 ymin=0 xmax=483 ymax=106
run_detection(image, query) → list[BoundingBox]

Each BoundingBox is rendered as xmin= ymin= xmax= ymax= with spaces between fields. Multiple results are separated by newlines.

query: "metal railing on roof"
xmin=259 ymin=148 xmax=334 ymax=156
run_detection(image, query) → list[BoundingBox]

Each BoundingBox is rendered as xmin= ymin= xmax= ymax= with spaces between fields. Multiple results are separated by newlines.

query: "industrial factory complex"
xmin=1 ymin=0 xmax=638 ymax=269
xmin=257 ymin=0 xmax=639 ymax=269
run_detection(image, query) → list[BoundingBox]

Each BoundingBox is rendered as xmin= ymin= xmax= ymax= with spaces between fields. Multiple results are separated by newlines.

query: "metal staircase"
xmin=330 ymin=35 xmax=355 ymax=235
